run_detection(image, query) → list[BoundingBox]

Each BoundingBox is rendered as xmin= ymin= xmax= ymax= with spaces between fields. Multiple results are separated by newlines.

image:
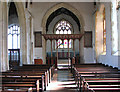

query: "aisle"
xmin=47 ymin=69 xmax=77 ymax=92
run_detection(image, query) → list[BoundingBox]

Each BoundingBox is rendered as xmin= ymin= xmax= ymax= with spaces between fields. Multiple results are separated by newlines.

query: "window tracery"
xmin=55 ymin=20 xmax=72 ymax=48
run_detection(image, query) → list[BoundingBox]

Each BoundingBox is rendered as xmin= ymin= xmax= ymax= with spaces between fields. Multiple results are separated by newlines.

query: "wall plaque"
xmin=34 ymin=32 xmax=42 ymax=47
xmin=84 ymin=31 xmax=92 ymax=47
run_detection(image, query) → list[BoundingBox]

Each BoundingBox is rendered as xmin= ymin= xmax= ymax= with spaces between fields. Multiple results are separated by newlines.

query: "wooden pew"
xmin=72 ymin=63 xmax=120 ymax=92
xmin=1 ymin=75 xmax=44 ymax=92
xmin=2 ymin=71 xmax=46 ymax=91
xmin=21 ymin=64 xmax=55 ymax=83
xmin=89 ymin=88 xmax=120 ymax=92
xmin=12 ymin=64 xmax=55 ymax=83
xmin=84 ymin=79 xmax=120 ymax=92
xmin=1 ymin=64 xmax=55 ymax=91
xmin=22 ymin=64 xmax=55 ymax=80
xmin=7 ymin=68 xmax=49 ymax=87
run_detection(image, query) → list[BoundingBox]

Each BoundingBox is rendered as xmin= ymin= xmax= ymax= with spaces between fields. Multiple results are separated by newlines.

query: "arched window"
xmin=8 ymin=25 xmax=20 ymax=49
xmin=55 ymin=20 xmax=72 ymax=48
xmin=103 ymin=8 xmax=106 ymax=52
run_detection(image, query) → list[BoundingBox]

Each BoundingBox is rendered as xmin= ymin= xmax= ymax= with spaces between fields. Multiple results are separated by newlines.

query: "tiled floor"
xmin=46 ymin=69 xmax=78 ymax=92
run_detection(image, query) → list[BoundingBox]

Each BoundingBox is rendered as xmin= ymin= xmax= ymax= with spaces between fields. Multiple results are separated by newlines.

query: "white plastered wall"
xmin=95 ymin=2 xmax=119 ymax=69
xmin=117 ymin=2 xmax=120 ymax=69
xmin=29 ymin=2 xmax=94 ymax=63
xmin=1 ymin=1 xmax=119 ymax=69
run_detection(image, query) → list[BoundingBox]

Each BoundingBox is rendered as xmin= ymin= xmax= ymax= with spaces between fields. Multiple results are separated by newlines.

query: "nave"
xmin=1 ymin=63 xmax=120 ymax=92
xmin=47 ymin=69 xmax=77 ymax=92
xmin=0 ymin=1 xmax=120 ymax=92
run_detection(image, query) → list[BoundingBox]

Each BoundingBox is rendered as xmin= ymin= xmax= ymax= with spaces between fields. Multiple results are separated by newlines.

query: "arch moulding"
xmin=41 ymin=3 xmax=85 ymax=63
xmin=42 ymin=2 xmax=85 ymax=34
xmin=14 ymin=1 xmax=27 ymax=65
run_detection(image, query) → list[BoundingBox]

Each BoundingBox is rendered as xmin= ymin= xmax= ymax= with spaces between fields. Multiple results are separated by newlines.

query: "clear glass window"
xmin=55 ymin=20 xmax=72 ymax=49
xmin=8 ymin=25 xmax=20 ymax=49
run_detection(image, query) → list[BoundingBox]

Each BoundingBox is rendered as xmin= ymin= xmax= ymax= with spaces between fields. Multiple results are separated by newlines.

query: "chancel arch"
xmin=42 ymin=3 xmax=85 ymax=67
xmin=42 ymin=3 xmax=85 ymax=33
xmin=42 ymin=3 xmax=85 ymax=63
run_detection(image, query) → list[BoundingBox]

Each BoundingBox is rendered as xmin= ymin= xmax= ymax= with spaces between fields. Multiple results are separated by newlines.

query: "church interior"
xmin=0 ymin=0 xmax=120 ymax=92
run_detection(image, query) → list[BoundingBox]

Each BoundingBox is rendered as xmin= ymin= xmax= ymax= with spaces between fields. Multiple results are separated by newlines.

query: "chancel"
xmin=0 ymin=0 xmax=120 ymax=92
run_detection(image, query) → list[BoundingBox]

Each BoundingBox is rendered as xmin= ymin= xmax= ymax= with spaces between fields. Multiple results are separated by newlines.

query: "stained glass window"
xmin=8 ymin=25 xmax=20 ymax=49
xmin=103 ymin=8 xmax=106 ymax=52
xmin=55 ymin=20 xmax=72 ymax=48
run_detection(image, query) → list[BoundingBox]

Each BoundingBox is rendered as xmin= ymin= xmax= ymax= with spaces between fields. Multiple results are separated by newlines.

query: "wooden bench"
xmin=2 ymin=75 xmax=44 ymax=92
xmin=1 ymin=64 xmax=55 ymax=91
xmin=12 ymin=64 xmax=55 ymax=83
xmin=7 ymin=68 xmax=49 ymax=86
xmin=84 ymin=79 xmax=120 ymax=92
xmin=72 ymin=63 xmax=120 ymax=92
xmin=22 ymin=64 xmax=55 ymax=79
xmin=2 ymin=71 xmax=46 ymax=91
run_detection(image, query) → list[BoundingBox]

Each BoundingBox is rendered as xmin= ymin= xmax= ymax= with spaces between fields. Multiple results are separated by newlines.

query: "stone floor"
xmin=46 ymin=69 xmax=78 ymax=92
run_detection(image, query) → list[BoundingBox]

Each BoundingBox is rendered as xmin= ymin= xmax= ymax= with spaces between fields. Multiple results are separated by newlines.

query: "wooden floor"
xmin=46 ymin=69 xmax=77 ymax=92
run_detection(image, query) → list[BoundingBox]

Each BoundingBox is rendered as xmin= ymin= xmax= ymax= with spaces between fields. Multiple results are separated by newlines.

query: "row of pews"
xmin=72 ymin=63 xmax=120 ymax=92
xmin=1 ymin=64 xmax=55 ymax=92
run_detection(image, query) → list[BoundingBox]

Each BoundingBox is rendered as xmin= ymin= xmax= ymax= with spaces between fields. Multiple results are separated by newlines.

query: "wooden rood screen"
xmin=8 ymin=49 xmax=20 ymax=68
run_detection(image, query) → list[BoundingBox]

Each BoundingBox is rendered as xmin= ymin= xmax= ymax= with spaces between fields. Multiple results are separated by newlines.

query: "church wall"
xmin=95 ymin=2 xmax=119 ymax=69
xmin=30 ymin=2 xmax=94 ymax=63
xmin=84 ymin=48 xmax=95 ymax=63
xmin=0 ymin=2 xmax=2 ymax=71
xmin=68 ymin=2 xmax=94 ymax=31
xmin=99 ymin=55 xmax=118 ymax=68
xmin=117 ymin=2 xmax=120 ymax=69
xmin=0 ymin=1 xmax=119 ymax=69
xmin=30 ymin=2 xmax=57 ymax=62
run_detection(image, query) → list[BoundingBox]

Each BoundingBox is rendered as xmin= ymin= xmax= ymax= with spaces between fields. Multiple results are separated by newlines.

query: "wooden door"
xmin=8 ymin=49 xmax=20 ymax=69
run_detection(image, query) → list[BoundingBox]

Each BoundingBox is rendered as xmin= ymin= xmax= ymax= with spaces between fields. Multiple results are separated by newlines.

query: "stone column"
xmin=0 ymin=2 xmax=9 ymax=71
xmin=0 ymin=1 xmax=2 ymax=72
xmin=25 ymin=10 xmax=33 ymax=64
xmin=30 ymin=17 xmax=34 ymax=64
xmin=7 ymin=2 xmax=27 ymax=66
xmin=111 ymin=0 xmax=118 ymax=54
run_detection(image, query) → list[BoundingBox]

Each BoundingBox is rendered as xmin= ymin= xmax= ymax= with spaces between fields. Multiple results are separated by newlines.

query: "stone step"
xmin=58 ymin=59 xmax=69 ymax=64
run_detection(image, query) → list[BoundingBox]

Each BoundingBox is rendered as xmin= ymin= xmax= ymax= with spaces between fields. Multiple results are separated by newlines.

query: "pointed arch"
xmin=8 ymin=1 xmax=27 ymax=65
xmin=42 ymin=3 xmax=85 ymax=34
xmin=42 ymin=3 xmax=85 ymax=63
xmin=14 ymin=2 xmax=27 ymax=65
